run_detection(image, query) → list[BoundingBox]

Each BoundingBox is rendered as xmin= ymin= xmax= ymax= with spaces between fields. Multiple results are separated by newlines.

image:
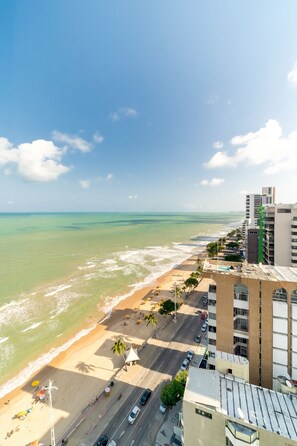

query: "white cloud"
xmin=52 ymin=130 xmax=92 ymax=152
xmin=17 ymin=140 xmax=70 ymax=181
xmin=7 ymin=200 xmax=14 ymax=205
xmin=79 ymin=179 xmax=91 ymax=189
xmin=106 ymin=173 xmax=114 ymax=181
xmin=0 ymin=137 xmax=71 ymax=182
xmin=288 ymin=62 xmax=297 ymax=85
xmin=201 ymin=178 xmax=225 ymax=187
xmin=111 ymin=107 xmax=138 ymax=121
xmin=213 ymin=141 xmax=224 ymax=149
xmin=203 ymin=119 xmax=297 ymax=174
xmin=93 ymin=132 xmax=104 ymax=144
xmin=128 ymin=195 xmax=138 ymax=200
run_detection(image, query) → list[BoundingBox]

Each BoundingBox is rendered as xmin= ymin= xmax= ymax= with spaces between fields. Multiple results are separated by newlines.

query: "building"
xmin=182 ymin=363 xmax=297 ymax=446
xmin=245 ymin=187 xmax=275 ymax=263
xmin=259 ymin=203 xmax=297 ymax=267
xmin=203 ymin=260 xmax=297 ymax=390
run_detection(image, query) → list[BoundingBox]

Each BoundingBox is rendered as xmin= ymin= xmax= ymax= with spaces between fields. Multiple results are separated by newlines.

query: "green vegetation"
xmin=111 ymin=336 xmax=127 ymax=361
xmin=158 ymin=299 xmax=179 ymax=316
xmin=226 ymin=241 xmax=239 ymax=249
xmin=175 ymin=370 xmax=188 ymax=387
xmin=184 ymin=276 xmax=199 ymax=293
xmin=160 ymin=378 xmax=185 ymax=407
xmin=144 ymin=312 xmax=157 ymax=326
xmin=224 ymin=254 xmax=242 ymax=262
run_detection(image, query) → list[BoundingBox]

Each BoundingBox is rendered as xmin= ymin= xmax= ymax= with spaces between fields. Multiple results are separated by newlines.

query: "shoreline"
xmin=0 ymin=251 xmax=203 ymax=445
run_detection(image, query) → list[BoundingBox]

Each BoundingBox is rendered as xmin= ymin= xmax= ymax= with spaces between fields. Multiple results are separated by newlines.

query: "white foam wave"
xmin=44 ymin=284 xmax=72 ymax=297
xmin=0 ymin=324 xmax=97 ymax=399
xmin=20 ymin=322 xmax=43 ymax=333
xmin=78 ymin=262 xmax=96 ymax=270
xmin=0 ymin=337 xmax=9 ymax=344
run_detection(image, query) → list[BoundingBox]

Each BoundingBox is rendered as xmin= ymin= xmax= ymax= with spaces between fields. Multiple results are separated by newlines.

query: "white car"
xmin=180 ymin=358 xmax=190 ymax=370
xmin=128 ymin=405 xmax=140 ymax=424
xmin=159 ymin=402 xmax=168 ymax=413
xmin=186 ymin=350 xmax=194 ymax=361
xmin=107 ymin=441 xmax=116 ymax=446
xmin=201 ymin=323 xmax=207 ymax=332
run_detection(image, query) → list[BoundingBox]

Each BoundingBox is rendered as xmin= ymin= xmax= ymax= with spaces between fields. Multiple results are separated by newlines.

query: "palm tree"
xmin=144 ymin=312 xmax=157 ymax=327
xmin=111 ymin=337 xmax=127 ymax=364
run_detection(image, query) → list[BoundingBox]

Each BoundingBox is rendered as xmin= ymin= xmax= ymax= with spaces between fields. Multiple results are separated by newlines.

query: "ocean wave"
xmin=44 ymin=284 xmax=72 ymax=297
xmin=0 ymin=337 xmax=9 ymax=344
xmin=20 ymin=322 xmax=43 ymax=333
xmin=0 ymin=324 xmax=97 ymax=399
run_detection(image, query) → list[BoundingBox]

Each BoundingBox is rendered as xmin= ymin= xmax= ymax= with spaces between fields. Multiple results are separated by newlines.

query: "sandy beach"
xmin=0 ymin=254 xmax=201 ymax=446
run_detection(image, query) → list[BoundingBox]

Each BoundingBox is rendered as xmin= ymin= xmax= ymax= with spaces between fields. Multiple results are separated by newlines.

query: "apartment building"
xmin=182 ymin=363 xmax=297 ymax=446
xmin=245 ymin=187 xmax=275 ymax=263
xmin=259 ymin=203 xmax=297 ymax=267
xmin=203 ymin=260 xmax=297 ymax=390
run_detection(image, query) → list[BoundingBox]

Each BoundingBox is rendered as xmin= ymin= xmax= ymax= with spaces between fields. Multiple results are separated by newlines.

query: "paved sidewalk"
xmin=155 ymin=401 xmax=182 ymax=446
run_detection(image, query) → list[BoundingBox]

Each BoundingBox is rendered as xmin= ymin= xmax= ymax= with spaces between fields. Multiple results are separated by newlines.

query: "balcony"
xmin=226 ymin=421 xmax=259 ymax=446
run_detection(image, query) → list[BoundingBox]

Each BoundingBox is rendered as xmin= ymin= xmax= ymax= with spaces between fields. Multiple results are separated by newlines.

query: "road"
xmin=72 ymin=289 xmax=208 ymax=446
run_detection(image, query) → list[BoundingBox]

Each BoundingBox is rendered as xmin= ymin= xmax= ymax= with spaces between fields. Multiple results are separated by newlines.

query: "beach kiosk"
xmin=124 ymin=345 xmax=140 ymax=366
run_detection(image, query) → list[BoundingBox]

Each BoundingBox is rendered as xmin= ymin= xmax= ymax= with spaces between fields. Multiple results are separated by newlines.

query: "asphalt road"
xmin=79 ymin=290 xmax=208 ymax=446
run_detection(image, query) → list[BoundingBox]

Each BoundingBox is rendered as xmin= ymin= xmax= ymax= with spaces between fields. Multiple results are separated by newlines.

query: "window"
xmin=195 ymin=408 xmax=212 ymax=419
xmin=234 ymin=283 xmax=248 ymax=301
xmin=277 ymin=208 xmax=291 ymax=213
xmin=209 ymin=284 xmax=216 ymax=293
xmin=209 ymin=312 xmax=216 ymax=320
xmin=227 ymin=420 xmax=258 ymax=443
xmin=208 ymin=299 xmax=216 ymax=307
xmin=272 ymin=288 xmax=287 ymax=302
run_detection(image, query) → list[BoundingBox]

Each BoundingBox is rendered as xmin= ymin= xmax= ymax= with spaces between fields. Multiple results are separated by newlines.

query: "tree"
xmin=144 ymin=313 xmax=157 ymax=327
xmin=224 ymin=254 xmax=242 ymax=262
xmin=184 ymin=277 xmax=198 ymax=294
xmin=158 ymin=299 xmax=178 ymax=316
xmin=207 ymin=242 xmax=219 ymax=258
xmin=111 ymin=337 xmax=127 ymax=363
xmin=160 ymin=379 xmax=185 ymax=408
xmin=227 ymin=241 xmax=239 ymax=249
xmin=175 ymin=370 xmax=188 ymax=387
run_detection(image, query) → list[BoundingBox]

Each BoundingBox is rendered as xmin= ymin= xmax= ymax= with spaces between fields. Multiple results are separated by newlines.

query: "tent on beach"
xmin=124 ymin=345 xmax=140 ymax=365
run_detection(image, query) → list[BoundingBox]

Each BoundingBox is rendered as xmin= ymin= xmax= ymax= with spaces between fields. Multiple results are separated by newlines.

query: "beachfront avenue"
xmin=67 ymin=287 xmax=208 ymax=446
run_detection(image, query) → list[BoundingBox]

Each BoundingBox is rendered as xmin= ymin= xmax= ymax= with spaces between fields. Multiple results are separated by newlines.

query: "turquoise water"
xmin=0 ymin=212 xmax=243 ymax=396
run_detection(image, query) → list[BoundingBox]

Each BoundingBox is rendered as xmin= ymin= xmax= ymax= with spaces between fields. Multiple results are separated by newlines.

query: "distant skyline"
xmin=1 ymin=1 xmax=297 ymax=212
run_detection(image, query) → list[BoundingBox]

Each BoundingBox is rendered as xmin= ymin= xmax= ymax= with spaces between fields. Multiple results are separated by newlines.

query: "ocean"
xmin=0 ymin=212 xmax=243 ymax=397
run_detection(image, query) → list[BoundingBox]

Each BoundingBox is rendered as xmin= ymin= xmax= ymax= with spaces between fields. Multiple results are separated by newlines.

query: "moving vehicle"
xmin=201 ymin=323 xmax=207 ymax=332
xmin=186 ymin=350 xmax=194 ymax=361
xmin=140 ymin=388 xmax=152 ymax=405
xmin=180 ymin=358 xmax=190 ymax=370
xmin=159 ymin=402 xmax=168 ymax=413
xmin=94 ymin=435 xmax=108 ymax=446
xmin=128 ymin=405 xmax=141 ymax=424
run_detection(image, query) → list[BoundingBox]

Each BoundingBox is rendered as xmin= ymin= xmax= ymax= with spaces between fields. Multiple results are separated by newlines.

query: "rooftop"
xmin=216 ymin=350 xmax=249 ymax=365
xmin=185 ymin=368 xmax=297 ymax=440
xmin=203 ymin=259 xmax=297 ymax=283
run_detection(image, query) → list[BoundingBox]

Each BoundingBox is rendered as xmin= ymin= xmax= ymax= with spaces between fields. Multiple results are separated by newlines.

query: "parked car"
xmin=205 ymin=318 xmax=209 ymax=325
xmin=186 ymin=350 xmax=194 ymax=361
xmin=128 ymin=405 xmax=141 ymax=424
xmin=107 ymin=441 xmax=116 ymax=446
xmin=194 ymin=334 xmax=201 ymax=343
xmin=201 ymin=323 xmax=207 ymax=332
xmin=159 ymin=402 xmax=168 ymax=413
xmin=180 ymin=358 xmax=190 ymax=370
xmin=94 ymin=435 xmax=108 ymax=446
xmin=140 ymin=388 xmax=152 ymax=405
xmin=202 ymin=299 xmax=207 ymax=306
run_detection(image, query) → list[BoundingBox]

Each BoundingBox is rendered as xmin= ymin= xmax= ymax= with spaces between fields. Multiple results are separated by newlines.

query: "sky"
xmin=1 ymin=0 xmax=297 ymax=212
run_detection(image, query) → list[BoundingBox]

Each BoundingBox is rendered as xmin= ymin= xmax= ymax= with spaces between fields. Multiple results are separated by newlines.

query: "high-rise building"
xmin=258 ymin=203 xmax=297 ymax=267
xmin=245 ymin=187 xmax=275 ymax=263
xmin=203 ymin=260 xmax=297 ymax=390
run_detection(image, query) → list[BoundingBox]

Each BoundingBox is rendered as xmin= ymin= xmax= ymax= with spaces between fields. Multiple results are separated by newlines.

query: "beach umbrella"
xmin=36 ymin=390 xmax=46 ymax=400
xmin=31 ymin=380 xmax=40 ymax=387
xmin=28 ymin=441 xmax=42 ymax=446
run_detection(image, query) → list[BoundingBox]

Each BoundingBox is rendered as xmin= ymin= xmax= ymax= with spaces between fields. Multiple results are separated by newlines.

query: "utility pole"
xmin=47 ymin=379 xmax=58 ymax=446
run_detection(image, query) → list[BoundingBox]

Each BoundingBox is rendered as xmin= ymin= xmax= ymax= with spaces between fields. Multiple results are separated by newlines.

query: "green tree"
xmin=111 ymin=337 xmax=127 ymax=363
xmin=160 ymin=379 xmax=185 ymax=408
xmin=224 ymin=254 xmax=242 ymax=262
xmin=144 ymin=312 xmax=157 ymax=327
xmin=175 ymin=370 xmax=188 ymax=387
xmin=184 ymin=277 xmax=199 ymax=294
xmin=227 ymin=241 xmax=239 ymax=249
xmin=158 ymin=299 xmax=178 ymax=316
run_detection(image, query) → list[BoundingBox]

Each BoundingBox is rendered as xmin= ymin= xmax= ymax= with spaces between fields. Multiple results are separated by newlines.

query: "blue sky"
xmin=1 ymin=0 xmax=297 ymax=212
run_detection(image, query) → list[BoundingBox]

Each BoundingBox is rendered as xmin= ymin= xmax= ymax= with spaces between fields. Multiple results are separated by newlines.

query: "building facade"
xmin=204 ymin=261 xmax=297 ymax=390
xmin=259 ymin=203 xmax=297 ymax=267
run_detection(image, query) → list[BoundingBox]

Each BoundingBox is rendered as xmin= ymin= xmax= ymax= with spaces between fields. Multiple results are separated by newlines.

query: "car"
xmin=205 ymin=318 xmax=209 ymax=325
xmin=140 ymin=388 xmax=152 ymax=405
xmin=194 ymin=334 xmax=201 ymax=343
xmin=159 ymin=402 xmax=168 ymax=413
xmin=94 ymin=435 xmax=108 ymax=446
xmin=186 ymin=350 xmax=194 ymax=361
xmin=128 ymin=405 xmax=141 ymax=424
xmin=202 ymin=299 xmax=207 ymax=306
xmin=201 ymin=323 xmax=207 ymax=332
xmin=107 ymin=441 xmax=116 ymax=446
xmin=180 ymin=358 xmax=190 ymax=370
